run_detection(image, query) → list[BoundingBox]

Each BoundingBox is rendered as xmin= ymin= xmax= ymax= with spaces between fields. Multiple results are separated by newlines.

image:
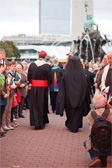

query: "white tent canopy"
xmin=17 ymin=45 xmax=70 ymax=60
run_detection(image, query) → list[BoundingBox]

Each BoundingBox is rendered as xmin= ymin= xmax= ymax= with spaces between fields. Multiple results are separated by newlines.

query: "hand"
xmin=10 ymin=85 xmax=14 ymax=89
xmin=15 ymin=81 xmax=20 ymax=86
xmin=0 ymin=64 xmax=6 ymax=73
xmin=20 ymin=84 xmax=24 ymax=88
xmin=7 ymin=74 xmax=12 ymax=78
xmin=102 ymin=90 xmax=107 ymax=99
xmin=95 ymin=83 xmax=98 ymax=89
xmin=103 ymin=90 xmax=107 ymax=95
xmin=4 ymin=94 xmax=9 ymax=98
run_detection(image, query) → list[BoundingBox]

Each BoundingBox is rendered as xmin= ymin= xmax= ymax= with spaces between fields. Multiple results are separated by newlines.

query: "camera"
xmin=0 ymin=59 xmax=4 ymax=66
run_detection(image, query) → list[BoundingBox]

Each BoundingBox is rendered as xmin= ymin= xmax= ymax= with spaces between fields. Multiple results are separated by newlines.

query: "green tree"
xmin=0 ymin=41 xmax=20 ymax=58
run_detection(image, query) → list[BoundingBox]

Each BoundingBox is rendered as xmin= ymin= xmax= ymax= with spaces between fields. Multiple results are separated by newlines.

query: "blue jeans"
xmin=83 ymin=139 xmax=111 ymax=160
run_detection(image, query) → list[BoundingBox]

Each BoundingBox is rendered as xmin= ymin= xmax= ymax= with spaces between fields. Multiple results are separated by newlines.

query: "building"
xmin=39 ymin=0 xmax=71 ymax=35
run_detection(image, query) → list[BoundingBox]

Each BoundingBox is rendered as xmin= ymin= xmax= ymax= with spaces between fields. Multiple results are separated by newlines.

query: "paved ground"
xmin=0 ymin=107 xmax=91 ymax=168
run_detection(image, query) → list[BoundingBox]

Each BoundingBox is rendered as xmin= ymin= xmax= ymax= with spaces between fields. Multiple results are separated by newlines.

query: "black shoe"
xmin=35 ymin=125 xmax=40 ymax=129
xmin=0 ymin=133 xmax=5 ymax=138
xmin=35 ymin=125 xmax=45 ymax=130
xmin=0 ymin=130 xmax=7 ymax=134
xmin=23 ymin=107 xmax=26 ymax=110
xmin=19 ymin=115 xmax=25 ymax=118
xmin=15 ymin=115 xmax=19 ymax=119
xmin=52 ymin=110 xmax=55 ymax=113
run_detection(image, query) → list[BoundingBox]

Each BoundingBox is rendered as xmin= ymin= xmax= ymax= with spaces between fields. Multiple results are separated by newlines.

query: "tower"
xmin=71 ymin=0 xmax=93 ymax=39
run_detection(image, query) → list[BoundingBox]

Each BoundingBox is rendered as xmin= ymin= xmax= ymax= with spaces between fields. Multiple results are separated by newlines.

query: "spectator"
xmin=84 ymin=94 xmax=112 ymax=167
xmin=0 ymin=49 xmax=9 ymax=137
xmin=9 ymin=61 xmax=20 ymax=127
xmin=16 ymin=64 xmax=27 ymax=118
xmin=96 ymin=57 xmax=101 ymax=67
xmin=101 ymin=52 xmax=112 ymax=105
xmin=84 ymin=64 xmax=94 ymax=97
xmin=49 ymin=59 xmax=63 ymax=114
xmin=2 ymin=66 xmax=14 ymax=130
xmin=0 ymin=73 xmax=5 ymax=94
xmin=95 ymin=55 xmax=108 ymax=91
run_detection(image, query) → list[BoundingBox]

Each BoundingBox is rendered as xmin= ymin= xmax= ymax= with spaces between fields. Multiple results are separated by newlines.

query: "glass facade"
xmin=40 ymin=0 xmax=71 ymax=35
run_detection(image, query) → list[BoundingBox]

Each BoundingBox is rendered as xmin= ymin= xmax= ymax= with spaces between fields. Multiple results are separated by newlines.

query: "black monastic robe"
xmin=28 ymin=60 xmax=52 ymax=128
xmin=58 ymin=56 xmax=91 ymax=133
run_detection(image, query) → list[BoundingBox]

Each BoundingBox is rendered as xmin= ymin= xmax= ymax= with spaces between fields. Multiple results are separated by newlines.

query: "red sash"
xmin=31 ymin=80 xmax=48 ymax=87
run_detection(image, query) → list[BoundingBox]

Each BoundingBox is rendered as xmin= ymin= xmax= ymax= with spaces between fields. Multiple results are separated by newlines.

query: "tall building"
xmin=39 ymin=0 xmax=93 ymax=39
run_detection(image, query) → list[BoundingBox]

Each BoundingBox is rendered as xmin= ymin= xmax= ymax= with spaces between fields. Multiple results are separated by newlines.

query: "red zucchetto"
xmin=39 ymin=50 xmax=47 ymax=56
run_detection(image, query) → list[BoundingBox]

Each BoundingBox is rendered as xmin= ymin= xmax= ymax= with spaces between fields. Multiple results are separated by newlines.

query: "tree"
xmin=0 ymin=41 xmax=20 ymax=59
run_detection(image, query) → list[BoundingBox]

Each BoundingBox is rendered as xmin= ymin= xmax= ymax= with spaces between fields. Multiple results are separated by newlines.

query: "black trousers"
xmin=50 ymin=91 xmax=59 ymax=114
xmin=0 ymin=105 xmax=6 ymax=128
xmin=18 ymin=97 xmax=24 ymax=116
xmin=11 ymin=106 xmax=17 ymax=122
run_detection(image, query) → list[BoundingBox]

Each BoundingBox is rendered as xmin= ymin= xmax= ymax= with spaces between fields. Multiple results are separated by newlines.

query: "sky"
xmin=0 ymin=0 xmax=112 ymax=40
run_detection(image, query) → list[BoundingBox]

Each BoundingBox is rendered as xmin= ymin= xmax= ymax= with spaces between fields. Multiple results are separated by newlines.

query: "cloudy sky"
xmin=0 ymin=0 xmax=112 ymax=40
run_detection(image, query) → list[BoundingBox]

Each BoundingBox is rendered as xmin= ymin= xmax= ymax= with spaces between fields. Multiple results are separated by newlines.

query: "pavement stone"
xmin=0 ymin=107 xmax=91 ymax=168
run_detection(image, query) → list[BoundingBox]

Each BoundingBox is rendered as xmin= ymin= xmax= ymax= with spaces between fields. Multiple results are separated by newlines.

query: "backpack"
xmin=90 ymin=109 xmax=112 ymax=151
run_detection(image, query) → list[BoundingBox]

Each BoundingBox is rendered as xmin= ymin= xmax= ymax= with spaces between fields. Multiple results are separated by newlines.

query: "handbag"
xmin=12 ymin=92 xmax=18 ymax=107
xmin=16 ymin=87 xmax=21 ymax=103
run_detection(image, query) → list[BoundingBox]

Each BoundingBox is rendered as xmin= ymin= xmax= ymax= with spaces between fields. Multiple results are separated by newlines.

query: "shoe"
xmin=11 ymin=122 xmax=19 ymax=128
xmin=19 ymin=115 xmax=25 ymax=118
xmin=2 ymin=126 xmax=9 ymax=131
xmin=23 ymin=106 xmax=26 ymax=110
xmin=11 ymin=123 xmax=17 ymax=128
xmin=52 ymin=110 xmax=55 ymax=113
xmin=13 ymin=118 xmax=17 ymax=121
xmin=40 ymin=126 xmax=45 ymax=129
xmin=0 ymin=130 xmax=6 ymax=135
xmin=35 ymin=125 xmax=40 ymax=129
xmin=11 ymin=122 xmax=15 ymax=127
xmin=107 ymin=155 xmax=112 ymax=168
xmin=14 ymin=123 xmax=19 ymax=127
xmin=89 ymin=156 xmax=102 ymax=167
xmin=15 ymin=116 xmax=19 ymax=119
xmin=0 ymin=133 xmax=5 ymax=138
xmin=0 ymin=127 xmax=7 ymax=133
xmin=7 ymin=125 xmax=14 ymax=130
xmin=56 ymin=113 xmax=59 ymax=115
xmin=0 ymin=129 xmax=7 ymax=134
xmin=35 ymin=125 xmax=45 ymax=130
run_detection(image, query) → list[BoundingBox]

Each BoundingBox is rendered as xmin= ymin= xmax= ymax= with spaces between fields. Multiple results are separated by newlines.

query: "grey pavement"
xmin=0 ymin=106 xmax=91 ymax=168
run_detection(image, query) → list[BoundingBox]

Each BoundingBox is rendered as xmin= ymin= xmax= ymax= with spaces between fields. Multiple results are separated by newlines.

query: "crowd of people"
xmin=0 ymin=48 xmax=112 ymax=167
xmin=0 ymin=49 xmax=28 ymax=137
